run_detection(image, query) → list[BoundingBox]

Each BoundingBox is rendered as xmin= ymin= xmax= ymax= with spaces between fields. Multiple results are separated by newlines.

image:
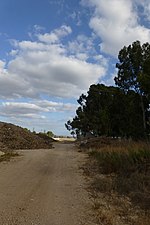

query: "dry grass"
xmin=82 ymin=139 xmax=150 ymax=225
xmin=89 ymin=141 xmax=150 ymax=175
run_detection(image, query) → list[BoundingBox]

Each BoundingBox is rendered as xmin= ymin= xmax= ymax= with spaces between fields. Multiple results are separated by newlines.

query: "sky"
xmin=0 ymin=0 xmax=150 ymax=135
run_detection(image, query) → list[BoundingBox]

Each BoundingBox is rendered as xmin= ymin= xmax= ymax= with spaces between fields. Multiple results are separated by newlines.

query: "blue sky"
xmin=0 ymin=0 xmax=150 ymax=135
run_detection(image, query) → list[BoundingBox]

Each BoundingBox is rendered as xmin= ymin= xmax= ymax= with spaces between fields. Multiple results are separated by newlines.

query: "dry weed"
xmin=82 ymin=139 xmax=150 ymax=225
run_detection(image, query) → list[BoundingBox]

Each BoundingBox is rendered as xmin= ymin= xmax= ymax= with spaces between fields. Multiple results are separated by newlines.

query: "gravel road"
xmin=0 ymin=143 xmax=93 ymax=225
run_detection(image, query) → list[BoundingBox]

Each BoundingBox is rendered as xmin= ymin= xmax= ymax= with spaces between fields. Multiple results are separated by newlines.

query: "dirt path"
xmin=0 ymin=143 xmax=94 ymax=225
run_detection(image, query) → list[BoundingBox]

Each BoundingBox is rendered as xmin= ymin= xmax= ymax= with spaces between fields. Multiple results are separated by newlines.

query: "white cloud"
xmin=0 ymin=100 xmax=77 ymax=120
xmin=0 ymin=102 xmax=47 ymax=119
xmin=134 ymin=0 xmax=150 ymax=22
xmin=0 ymin=60 xmax=6 ymax=73
xmin=33 ymin=24 xmax=45 ymax=32
xmin=68 ymin=34 xmax=95 ymax=58
xmin=35 ymin=100 xmax=77 ymax=112
xmin=0 ymin=99 xmax=77 ymax=134
xmin=0 ymin=26 xmax=106 ymax=100
xmin=101 ymin=68 xmax=117 ymax=86
xmin=6 ymin=48 xmax=105 ymax=98
xmin=38 ymin=25 xmax=72 ymax=44
xmin=9 ymin=49 xmax=19 ymax=57
xmin=0 ymin=60 xmax=35 ymax=99
xmin=82 ymin=0 xmax=150 ymax=56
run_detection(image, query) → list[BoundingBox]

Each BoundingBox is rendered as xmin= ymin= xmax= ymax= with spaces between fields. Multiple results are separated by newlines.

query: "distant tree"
xmin=46 ymin=131 xmax=54 ymax=137
xmin=24 ymin=128 xmax=30 ymax=132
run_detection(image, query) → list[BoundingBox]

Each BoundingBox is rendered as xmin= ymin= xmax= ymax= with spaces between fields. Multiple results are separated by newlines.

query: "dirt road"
xmin=0 ymin=143 xmax=93 ymax=225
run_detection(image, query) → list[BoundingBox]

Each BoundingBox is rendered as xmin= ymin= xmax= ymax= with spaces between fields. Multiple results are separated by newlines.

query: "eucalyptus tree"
xmin=115 ymin=40 xmax=150 ymax=135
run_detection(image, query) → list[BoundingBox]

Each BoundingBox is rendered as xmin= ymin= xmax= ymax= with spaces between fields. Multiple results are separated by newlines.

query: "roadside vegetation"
xmin=89 ymin=141 xmax=150 ymax=175
xmin=82 ymin=139 xmax=150 ymax=225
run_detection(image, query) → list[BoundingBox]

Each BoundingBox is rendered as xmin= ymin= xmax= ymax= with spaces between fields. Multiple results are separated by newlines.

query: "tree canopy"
xmin=115 ymin=40 xmax=150 ymax=134
xmin=65 ymin=41 xmax=150 ymax=139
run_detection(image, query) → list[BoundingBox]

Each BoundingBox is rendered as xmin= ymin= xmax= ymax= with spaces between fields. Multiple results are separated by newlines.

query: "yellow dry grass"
xmin=82 ymin=139 xmax=150 ymax=225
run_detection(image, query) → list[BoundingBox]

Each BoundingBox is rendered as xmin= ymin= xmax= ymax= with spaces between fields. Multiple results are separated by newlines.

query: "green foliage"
xmin=66 ymin=84 xmax=147 ymax=138
xmin=115 ymin=41 xmax=150 ymax=96
xmin=46 ymin=130 xmax=54 ymax=138
xmin=23 ymin=128 xmax=30 ymax=132
xmin=115 ymin=40 xmax=150 ymax=134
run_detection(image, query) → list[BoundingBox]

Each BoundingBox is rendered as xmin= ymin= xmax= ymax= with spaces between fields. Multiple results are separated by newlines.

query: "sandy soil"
xmin=0 ymin=143 xmax=95 ymax=225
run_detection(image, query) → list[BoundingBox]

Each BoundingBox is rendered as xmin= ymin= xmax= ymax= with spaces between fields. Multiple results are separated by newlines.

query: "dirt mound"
xmin=0 ymin=122 xmax=53 ymax=150
xmin=0 ymin=141 xmax=8 ymax=151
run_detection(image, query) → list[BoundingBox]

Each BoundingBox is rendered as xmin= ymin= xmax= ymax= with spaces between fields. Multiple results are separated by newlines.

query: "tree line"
xmin=65 ymin=41 xmax=150 ymax=139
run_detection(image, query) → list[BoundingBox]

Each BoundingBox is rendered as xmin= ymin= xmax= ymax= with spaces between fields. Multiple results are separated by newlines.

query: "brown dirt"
xmin=0 ymin=142 xmax=96 ymax=225
xmin=0 ymin=122 xmax=54 ymax=150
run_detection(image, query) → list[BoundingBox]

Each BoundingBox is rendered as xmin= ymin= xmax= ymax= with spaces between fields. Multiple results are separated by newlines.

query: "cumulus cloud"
xmin=0 ymin=100 xmax=77 ymax=119
xmin=81 ymin=0 xmax=150 ymax=56
xmin=0 ymin=26 xmax=106 ymax=100
xmin=0 ymin=60 xmax=6 ymax=73
xmin=0 ymin=60 xmax=36 ymax=99
xmin=134 ymin=0 xmax=150 ymax=22
xmin=0 ymin=102 xmax=47 ymax=119
xmin=68 ymin=34 xmax=95 ymax=60
xmin=35 ymin=100 xmax=77 ymax=112
xmin=0 ymin=99 xmax=75 ymax=134
xmin=38 ymin=25 xmax=72 ymax=44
